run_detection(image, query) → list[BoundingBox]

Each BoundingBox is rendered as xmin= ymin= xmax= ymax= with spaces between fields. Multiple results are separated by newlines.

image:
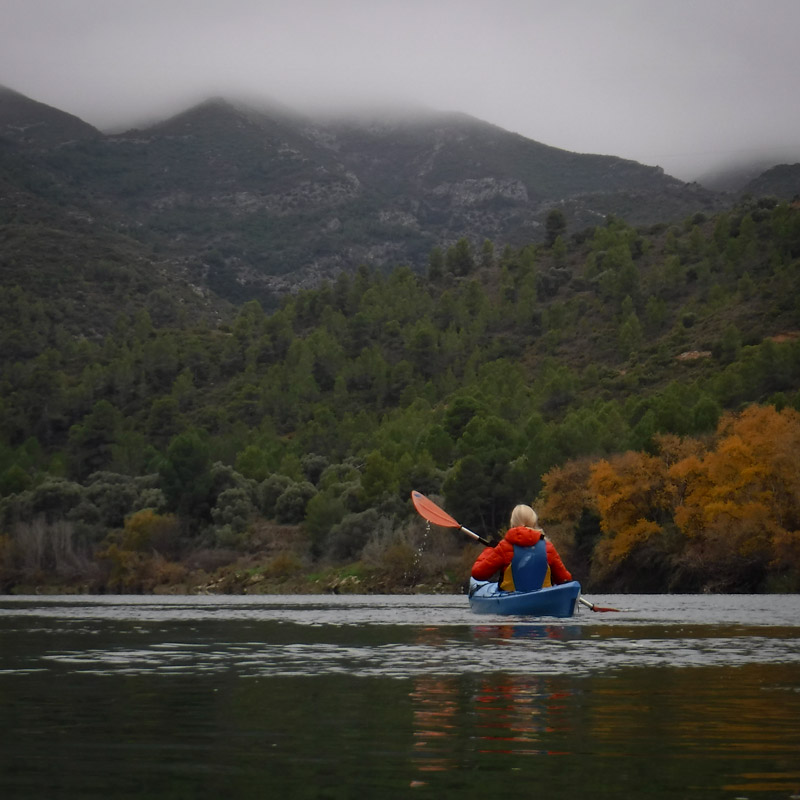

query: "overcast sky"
xmin=2 ymin=0 xmax=799 ymax=181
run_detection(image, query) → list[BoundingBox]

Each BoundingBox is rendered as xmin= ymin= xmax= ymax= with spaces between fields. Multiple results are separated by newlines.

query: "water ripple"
xmin=2 ymin=592 xmax=800 ymax=628
xmin=37 ymin=633 xmax=800 ymax=679
xmin=4 ymin=595 xmax=800 ymax=679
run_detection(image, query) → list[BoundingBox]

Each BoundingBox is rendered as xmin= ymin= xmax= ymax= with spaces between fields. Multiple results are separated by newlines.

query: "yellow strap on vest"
xmin=500 ymin=565 xmax=515 ymax=591
xmin=501 ymin=549 xmax=550 ymax=591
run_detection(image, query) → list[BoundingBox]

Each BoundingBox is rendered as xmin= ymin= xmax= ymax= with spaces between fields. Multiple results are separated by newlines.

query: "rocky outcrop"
xmin=431 ymin=177 xmax=529 ymax=207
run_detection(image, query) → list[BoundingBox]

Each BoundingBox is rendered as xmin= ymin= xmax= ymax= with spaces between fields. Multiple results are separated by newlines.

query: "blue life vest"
xmin=509 ymin=539 xmax=548 ymax=591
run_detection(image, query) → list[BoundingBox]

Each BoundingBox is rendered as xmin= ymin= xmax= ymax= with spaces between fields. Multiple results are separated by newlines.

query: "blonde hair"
xmin=510 ymin=504 xmax=538 ymax=528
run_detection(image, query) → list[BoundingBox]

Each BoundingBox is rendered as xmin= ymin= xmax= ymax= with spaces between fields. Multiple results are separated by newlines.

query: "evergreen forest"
xmin=2 ymin=198 xmax=800 ymax=595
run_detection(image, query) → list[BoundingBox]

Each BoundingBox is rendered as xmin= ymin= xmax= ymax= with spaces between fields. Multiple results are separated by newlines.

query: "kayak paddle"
xmin=410 ymin=490 xmax=492 ymax=545
xmin=578 ymin=596 xmax=620 ymax=613
xmin=410 ymin=490 xmax=619 ymax=612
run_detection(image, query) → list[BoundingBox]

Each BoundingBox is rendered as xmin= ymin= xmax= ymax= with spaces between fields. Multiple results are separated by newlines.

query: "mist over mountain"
xmin=696 ymin=152 xmax=800 ymax=193
xmin=1 ymin=86 xmax=797 ymax=309
xmin=742 ymin=163 xmax=800 ymax=199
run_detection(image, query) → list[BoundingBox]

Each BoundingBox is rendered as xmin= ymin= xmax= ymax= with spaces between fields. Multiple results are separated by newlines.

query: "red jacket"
xmin=471 ymin=526 xmax=572 ymax=589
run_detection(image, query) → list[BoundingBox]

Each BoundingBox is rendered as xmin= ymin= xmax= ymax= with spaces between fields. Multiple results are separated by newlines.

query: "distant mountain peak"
xmin=0 ymin=85 xmax=99 ymax=145
xmin=743 ymin=163 xmax=800 ymax=199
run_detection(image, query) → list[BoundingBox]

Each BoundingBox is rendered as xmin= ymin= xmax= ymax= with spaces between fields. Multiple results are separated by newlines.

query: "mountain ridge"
xmin=0 ymin=84 xmax=101 ymax=145
xmin=1 ymin=86 xmax=797 ymax=309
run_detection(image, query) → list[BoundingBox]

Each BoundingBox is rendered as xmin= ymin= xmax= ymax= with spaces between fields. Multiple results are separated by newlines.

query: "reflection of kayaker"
xmin=471 ymin=505 xmax=572 ymax=590
xmin=468 ymin=505 xmax=581 ymax=617
xmin=470 ymin=624 xmax=574 ymax=642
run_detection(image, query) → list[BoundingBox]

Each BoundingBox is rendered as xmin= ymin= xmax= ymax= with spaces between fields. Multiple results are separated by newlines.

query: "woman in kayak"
xmin=471 ymin=504 xmax=572 ymax=592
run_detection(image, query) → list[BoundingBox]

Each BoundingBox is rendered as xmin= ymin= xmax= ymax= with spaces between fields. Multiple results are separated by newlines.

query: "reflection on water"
xmin=410 ymin=624 xmax=576 ymax=787
xmin=406 ymin=659 xmax=800 ymax=797
xmin=470 ymin=625 xmax=571 ymax=757
xmin=1 ymin=594 xmax=799 ymax=799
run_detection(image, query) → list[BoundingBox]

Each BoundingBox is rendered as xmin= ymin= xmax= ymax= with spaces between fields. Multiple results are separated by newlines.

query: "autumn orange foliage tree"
xmin=96 ymin=509 xmax=185 ymax=592
xmin=539 ymin=405 xmax=800 ymax=592
xmin=537 ymin=458 xmax=597 ymax=581
xmin=669 ymin=406 xmax=800 ymax=590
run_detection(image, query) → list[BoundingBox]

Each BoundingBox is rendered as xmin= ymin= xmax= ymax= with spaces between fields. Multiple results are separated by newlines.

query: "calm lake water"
xmin=1 ymin=593 xmax=799 ymax=799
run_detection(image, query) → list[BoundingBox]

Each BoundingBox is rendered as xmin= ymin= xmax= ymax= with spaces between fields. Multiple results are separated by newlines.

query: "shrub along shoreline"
xmin=1 ymin=517 xmax=477 ymax=596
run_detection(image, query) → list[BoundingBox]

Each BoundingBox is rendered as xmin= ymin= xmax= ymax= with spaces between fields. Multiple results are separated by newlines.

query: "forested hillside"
xmin=1 ymin=197 xmax=800 ymax=594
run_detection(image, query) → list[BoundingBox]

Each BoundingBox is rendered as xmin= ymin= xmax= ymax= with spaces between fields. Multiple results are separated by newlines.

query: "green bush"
xmin=275 ymin=481 xmax=317 ymax=524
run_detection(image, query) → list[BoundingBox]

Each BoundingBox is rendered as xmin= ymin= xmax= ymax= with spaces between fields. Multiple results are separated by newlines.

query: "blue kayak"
xmin=468 ymin=579 xmax=582 ymax=617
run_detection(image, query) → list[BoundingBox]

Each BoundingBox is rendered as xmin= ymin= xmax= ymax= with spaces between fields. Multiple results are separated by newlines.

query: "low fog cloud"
xmin=2 ymin=0 xmax=799 ymax=180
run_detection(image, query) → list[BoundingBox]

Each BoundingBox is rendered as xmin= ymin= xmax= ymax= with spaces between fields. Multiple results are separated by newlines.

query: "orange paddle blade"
xmin=411 ymin=491 xmax=461 ymax=529
xmin=579 ymin=596 xmax=620 ymax=612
